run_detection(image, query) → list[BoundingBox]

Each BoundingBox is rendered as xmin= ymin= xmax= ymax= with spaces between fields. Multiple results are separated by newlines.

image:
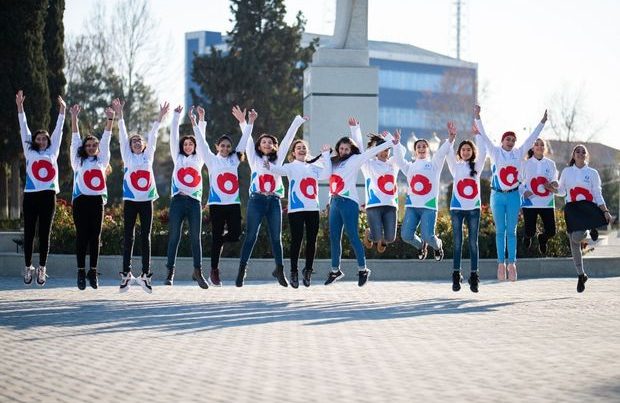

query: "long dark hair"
xmin=366 ymin=133 xmax=386 ymax=148
xmin=331 ymin=136 xmax=361 ymax=163
xmin=457 ymin=140 xmax=478 ymax=177
xmin=287 ymin=139 xmax=323 ymax=164
xmin=77 ymin=135 xmax=100 ymax=163
xmin=179 ymin=135 xmax=197 ymax=156
xmin=254 ymin=133 xmax=279 ymax=162
xmin=28 ymin=130 xmax=51 ymax=152
xmin=526 ymin=138 xmax=547 ymax=159
xmin=568 ymin=144 xmax=589 ymax=167
xmin=216 ymin=134 xmax=245 ymax=162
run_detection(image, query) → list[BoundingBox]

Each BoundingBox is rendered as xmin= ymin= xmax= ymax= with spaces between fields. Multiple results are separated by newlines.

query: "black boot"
xmin=577 ymin=274 xmax=588 ymax=293
xmin=452 ymin=271 xmax=462 ymax=292
xmin=272 ymin=264 xmax=289 ymax=287
xmin=164 ymin=267 xmax=175 ymax=286
xmin=302 ymin=268 xmax=313 ymax=287
xmin=86 ymin=268 xmax=98 ymax=289
xmin=236 ymin=263 xmax=247 ymax=287
xmin=290 ymin=270 xmax=299 ymax=289
xmin=77 ymin=269 xmax=86 ymax=290
xmin=192 ymin=268 xmax=209 ymax=289
xmin=468 ymin=272 xmax=480 ymax=293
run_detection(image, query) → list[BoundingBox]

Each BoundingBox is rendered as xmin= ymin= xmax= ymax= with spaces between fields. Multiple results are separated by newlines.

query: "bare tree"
xmin=548 ymin=84 xmax=604 ymax=143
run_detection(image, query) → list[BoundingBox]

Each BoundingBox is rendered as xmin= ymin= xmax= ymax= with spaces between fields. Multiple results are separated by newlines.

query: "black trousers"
xmin=288 ymin=211 xmax=320 ymax=271
xmin=522 ymin=207 xmax=556 ymax=244
xmin=210 ymin=204 xmax=242 ymax=269
xmin=72 ymin=195 xmax=104 ymax=269
xmin=23 ymin=190 xmax=56 ymax=267
xmin=123 ymin=200 xmax=153 ymax=273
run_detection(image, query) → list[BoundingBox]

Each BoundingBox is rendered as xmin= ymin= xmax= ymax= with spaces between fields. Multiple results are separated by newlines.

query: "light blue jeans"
xmin=490 ymin=190 xmax=521 ymax=263
xmin=366 ymin=206 xmax=397 ymax=243
xmin=450 ymin=209 xmax=481 ymax=272
xmin=329 ymin=196 xmax=366 ymax=269
xmin=401 ymin=207 xmax=442 ymax=250
xmin=239 ymin=193 xmax=283 ymax=266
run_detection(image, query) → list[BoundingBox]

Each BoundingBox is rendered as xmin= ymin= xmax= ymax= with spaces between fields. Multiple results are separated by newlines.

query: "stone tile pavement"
xmin=1 ymin=277 xmax=619 ymax=402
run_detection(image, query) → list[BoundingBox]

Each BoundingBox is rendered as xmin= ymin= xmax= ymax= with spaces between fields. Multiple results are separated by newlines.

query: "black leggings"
xmin=23 ymin=190 xmax=56 ymax=267
xmin=72 ymin=195 xmax=104 ymax=269
xmin=288 ymin=211 xmax=320 ymax=271
xmin=123 ymin=200 xmax=153 ymax=273
xmin=523 ymin=207 xmax=556 ymax=244
xmin=210 ymin=204 xmax=242 ymax=269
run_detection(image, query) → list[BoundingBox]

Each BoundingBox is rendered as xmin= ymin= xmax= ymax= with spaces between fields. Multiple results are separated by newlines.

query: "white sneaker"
xmin=135 ymin=272 xmax=153 ymax=294
xmin=36 ymin=266 xmax=48 ymax=286
xmin=119 ymin=272 xmax=135 ymax=293
xmin=23 ymin=266 xmax=35 ymax=285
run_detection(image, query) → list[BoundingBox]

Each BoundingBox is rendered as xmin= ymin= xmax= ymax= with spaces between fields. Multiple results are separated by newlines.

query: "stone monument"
xmin=303 ymin=0 xmax=378 ymax=203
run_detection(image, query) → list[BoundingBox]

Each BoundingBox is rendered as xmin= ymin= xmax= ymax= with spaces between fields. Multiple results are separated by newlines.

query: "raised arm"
xmin=170 ymin=105 xmax=182 ymax=157
xmin=16 ymin=90 xmax=31 ymax=152
xmin=444 ymin=122 xmax=458 ymax=175
xmin=49 ymin=96 xmax=66 ymax=157
xmin=69 ymin=104 xmax=82 ymax=170
xmin=145 ymin=101 xmax=169 ymax=160
xmin=348 ymin=117 xmax=365 ymax=152
xmin=112 ymin=98 xmax=130 ymax=161
xmin=473 ymin=132 xmax=488 ymax=174
xmin=242 ymin=108 xmax=259 ymax=166
xmin=473 ymin=105 xmax=497 ymax=155
xmin=316 ymin=144 xmax=333 ymax=180
xmin=432 ymin=136 xmax=454 ymax=171
xmin=99 ymin=106 xmax=114 ymax=165
xmin=189 ymin=106 xmax=215 ymax=163
xmin=276 ymin=115 xmax=307 ymax=165
xmin=354 ymin=131 xmax=395 ymax=168
xmin=233 ymin=106 xmax=253 ymax=154
xmin=516 ymin=110 xmax=547 ymax=159
xmin=392 ymin=131 xmax=411 ymax=172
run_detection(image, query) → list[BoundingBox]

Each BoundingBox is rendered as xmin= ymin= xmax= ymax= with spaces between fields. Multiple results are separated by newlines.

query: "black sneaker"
xmin=358 ymin=269 xmax=371 ymax=287
xmin=272 ymin=265 xmax=289 ymax=287
xmin=452 ymin=271 xmax=462 ymax=292
xmin=119 ymin=271 xmax=134 ymax=293
xmin=433 ymin=247 xmax=444 ymax=262
xmin=325 ymin=270 xmax=344 ymax=285
xmin=524 ymin=236 xmax=533 ymax=249
xmin=77 ymin=269 xmax=86 ymax=290
xmin=302 ymin=268 xmax=313 ymax=287
xmin=590 ymin=228 xmax=599 ymax=241
xmin=136 ymin=272 xmax=153 ymax=294
xmin=417 ymin=242 xmax=428 ymax=260
xmin=86 ymin=269 xmax=98 ymax=289
xmin=468 ymin=272 xmax=480 ymax=293
xmin=192 ymin=268 xmax=209 ymax=289
xmin=164 ymin=267 xmax=174 ymax=286
xmin=290 ymin=270 xmax=299 ymax=289
xmin=538 ymin=234 xmax=548 ymax=255
xmin=577 ymin=274 xmax=588 ymax=293
xmin=236 ymin=263 xmax=247 ymax=287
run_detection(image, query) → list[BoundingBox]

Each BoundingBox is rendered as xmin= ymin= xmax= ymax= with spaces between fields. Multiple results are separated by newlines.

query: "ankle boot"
xmin=236 ymin=263 xmax=247 ymax=287
xmin=272 ymin=264 xmax=289 ymax=287
xmin=192 ymin=268 xmax=209 ymax=289
xmin=165 ymin=267 xmax=175 ymax=286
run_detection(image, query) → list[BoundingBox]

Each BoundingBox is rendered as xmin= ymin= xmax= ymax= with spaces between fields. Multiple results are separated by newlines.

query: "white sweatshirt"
xmin=119 ymin=118 xmax=160 ymax=201
xmin=475 ymin=118 xmax=544 ymax=191
xmin=446 ymin=138 xmax=487 ymax=210
xmin=519 ymin=156 xmax=557 ymax=208
xmin=19 ymin=111 xmax=65 ymax=193
xmin=394 ymin=139 xmax=452 ymax=210
xmin=268 ymin=151 xmax=332 ymax=213
xmin=557 ymin=164 xmax=605 ymax=205
xmin=328 ymin=134 xmax=395 ymax=205
xmin=349 ymin=124 xmax=400 ymax=209
xmin=245 ymin=115 xmax=306 ymax=198
xmin=70 ymin=129 xmax=112 ymax=203
xmin=170 ymin=111 xmax=208 ymax=201
xmin=193 ymin=120 xmax=252 ymax=205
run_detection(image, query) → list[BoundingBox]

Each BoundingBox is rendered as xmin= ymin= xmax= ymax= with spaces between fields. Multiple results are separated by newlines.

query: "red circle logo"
xmin=377 ymin=174 xmax=397 ymax=195
xmin=570 ymin=186 xmax=593 ymax=202
xmin=84 ymin=169 xmax=105 ymax=191
xmin=217 ymin=172 xmax=239 ymax=195
xmin=300 ymin=177 xmax=318 ymax=199
xmin=32 ymin=160 xmax=55 ymax=182
xmin=456 ymin=178 xmax=478 ymax=200
xmin=177 ymin=167 xmax=201 ymax=188
xmin=410 ymin=174 xmax=432 ymax=196
xmin=130 ymin=170 xmax=152 ymax=191
xmin=258 ymin=174 xmax=276 ymax=193
xmin=329 ymin=174 xmax=345 ymax=195
xmin=530 ymin=177 xmax=550 ymax=197
xmin=499 ymin=166 xmax=519 ymax=187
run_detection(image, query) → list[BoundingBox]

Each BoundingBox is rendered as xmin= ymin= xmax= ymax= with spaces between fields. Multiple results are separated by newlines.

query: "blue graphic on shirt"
xmin=25 ymin=172 xmax=36 ymax=190
xmin=450 ymin=194 xmax=462 ymax=209
xmin=123 ymin=179 xmax=135 ymax=199
xmin=289 ymin=180 xmax=304 ymax=210
xmin=365 ymin=178 xmax=381 ymax=205
xmin=208 ymin=188 xmax=222 ymax=203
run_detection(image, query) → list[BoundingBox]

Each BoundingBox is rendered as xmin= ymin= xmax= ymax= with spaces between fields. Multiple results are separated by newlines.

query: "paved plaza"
xmin=1 ymin=277 xmax=619 ymax=402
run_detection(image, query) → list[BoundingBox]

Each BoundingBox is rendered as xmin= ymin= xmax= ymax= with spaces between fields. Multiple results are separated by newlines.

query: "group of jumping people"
xmin=17 ymin=90 xmax=613 ymax=294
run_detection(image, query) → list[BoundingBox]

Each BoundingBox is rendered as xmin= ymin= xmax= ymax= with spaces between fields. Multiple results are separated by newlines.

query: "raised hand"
xmin=472 ymin=123 xmax=480 ymax=135
xmin=16 ymin=90 xmax=25 ymax=112
xmin=541 ymin=109 xmax=548 ymax=124
xmin=303 ymin=115 xmax=310 ymax=121
xmin=231 ymin=105 xmax=246 ymax=124
xmin=57 ymin=96 xmax=66 ymax=114
xmin=321 ymin=144 xmax=332 ymax=153
xmin=392 ymin=129 xmax=401 ymax=145
xmin=159 ymin=101 xmax=170 ymax=121
xmin=70 ymin=104 xmax=81 ymax=116
xmin=248 ymin=109 xmax=258 ymax=124
xmin=348 ymin=117 xmax=359 ymax=126
xmin=474 ymin=105 xmax=481 ymax=119
xmin=104 ymin=106 xmax=115 ymax=120
xmin=447 ymin=121 xmax=457 ymax=142
xmin=111 ymin=98 xmax=123 ymax=116
xmin=196 ymin=106 xmax=206 ymax=121
xmin=174 ymin=105 xmax=183 ymax=114
xmin=188 ymin=106 xmax=197 ymax=126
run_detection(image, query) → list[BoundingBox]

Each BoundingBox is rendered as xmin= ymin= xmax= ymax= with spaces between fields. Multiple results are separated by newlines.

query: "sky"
xmin=64 ymin=0 xmax=620 ymax=151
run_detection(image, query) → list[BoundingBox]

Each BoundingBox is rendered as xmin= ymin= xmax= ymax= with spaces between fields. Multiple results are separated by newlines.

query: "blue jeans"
xmin=240 ymin=193 xmax=283 ymax=266
xmin=401 ymin=207 xmax=442 ymax=250
xmin=329 ymin=196 xmax=366 ymax=269
xmin=366 ymin=206 xmax=397 ymax=243
xmin=490 ymin=190 xmax=521 ymax=263
xmin=166 ymin=195 xmax=202 ymax=269
xmin=450 ymin=209 xmax=481 ymax=272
